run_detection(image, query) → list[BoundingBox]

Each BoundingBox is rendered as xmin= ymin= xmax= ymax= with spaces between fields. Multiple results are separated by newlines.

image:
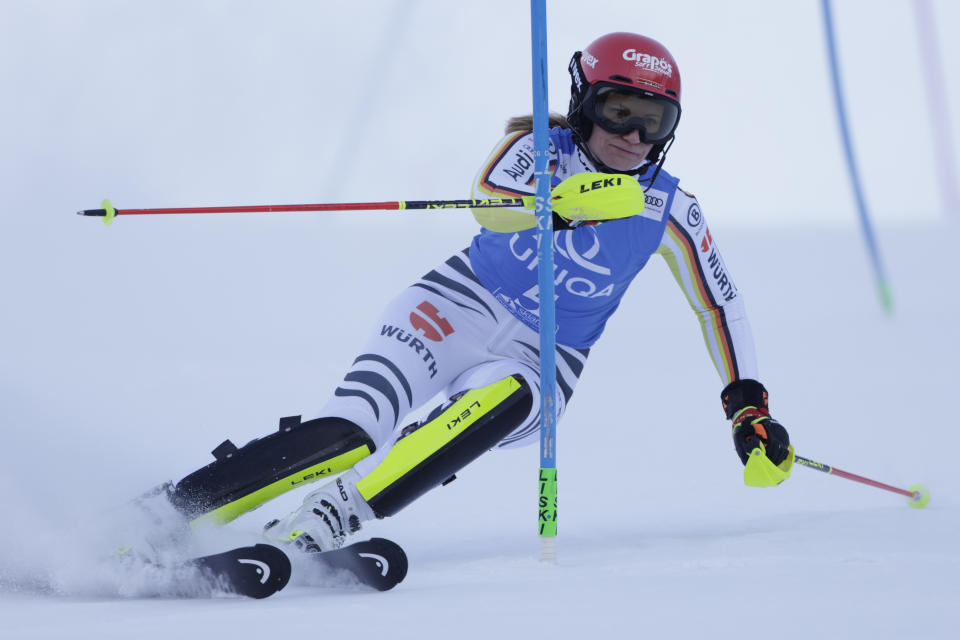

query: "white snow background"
xmin=2 ymin=1 xmax=959 ymax=638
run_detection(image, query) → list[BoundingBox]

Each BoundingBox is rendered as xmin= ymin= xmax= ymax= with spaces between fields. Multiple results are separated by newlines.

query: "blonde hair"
xmin=504 ymin=112 xmax=569 ymax=134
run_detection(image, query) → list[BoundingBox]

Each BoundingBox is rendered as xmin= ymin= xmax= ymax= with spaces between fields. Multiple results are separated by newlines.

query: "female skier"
xmin=166 ymin=32 xmax=794 ymax=553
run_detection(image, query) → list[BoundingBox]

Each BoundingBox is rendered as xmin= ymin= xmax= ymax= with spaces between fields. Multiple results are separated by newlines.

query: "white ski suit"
xmin=313 ymin=126 xmax=758 ymax=474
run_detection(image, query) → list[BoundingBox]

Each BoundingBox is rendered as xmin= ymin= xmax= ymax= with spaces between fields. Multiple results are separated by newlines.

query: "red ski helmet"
xmin=568 ymin=33 xmax=682 ymax=157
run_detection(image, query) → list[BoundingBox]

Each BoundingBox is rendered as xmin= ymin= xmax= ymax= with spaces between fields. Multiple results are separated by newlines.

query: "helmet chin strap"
xmin=637 ymin=136 xmax=674 ymax=192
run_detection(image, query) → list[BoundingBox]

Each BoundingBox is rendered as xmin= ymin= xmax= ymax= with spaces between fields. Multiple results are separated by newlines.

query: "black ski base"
xmin=191 ymin=543 xmax=291 ymax=599
xmin=311 ymin=537 xmax=408 ymax=591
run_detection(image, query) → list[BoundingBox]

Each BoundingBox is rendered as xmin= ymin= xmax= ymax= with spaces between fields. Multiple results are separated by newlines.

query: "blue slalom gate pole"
xmin=821 ymin=0 xmax=894 ymax=313
xmin=530 ymin=0 xmax=558 ymax=562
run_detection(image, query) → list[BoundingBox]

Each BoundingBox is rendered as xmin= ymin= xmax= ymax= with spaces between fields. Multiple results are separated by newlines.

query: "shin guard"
xmin=357 ymin=375 xmax=533 ymax=517
xmin=172 ymin=416 xmax=374 ymax=526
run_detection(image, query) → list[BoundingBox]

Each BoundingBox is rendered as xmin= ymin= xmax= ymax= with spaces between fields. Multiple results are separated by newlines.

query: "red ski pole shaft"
xmin=794 ymin=454 xmax=917 ymax=498
xmin=91 ymin=202 xmax=404 ymax=215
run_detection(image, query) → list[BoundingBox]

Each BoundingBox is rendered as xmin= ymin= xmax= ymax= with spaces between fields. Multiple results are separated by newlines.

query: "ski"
xmin=309 ymin=537 xmax=408 ymax=591
xmin=121 ymin=538 xmax=404 ymax=598
xmin=189 ymin=543 xmax=292 ymax=599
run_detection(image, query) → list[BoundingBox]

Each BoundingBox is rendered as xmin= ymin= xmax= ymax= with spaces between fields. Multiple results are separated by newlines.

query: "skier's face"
xmin=586 ymin=113 xmax=655 ymax=171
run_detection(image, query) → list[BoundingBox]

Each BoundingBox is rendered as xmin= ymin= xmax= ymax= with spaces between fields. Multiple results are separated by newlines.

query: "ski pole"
xmin=77 ymin=197 xmax=532 ymax=226
xmin=794 ymin=454 xmax=930 ymax=508
xmin=76 ymin=173 xmax=648 ymax=226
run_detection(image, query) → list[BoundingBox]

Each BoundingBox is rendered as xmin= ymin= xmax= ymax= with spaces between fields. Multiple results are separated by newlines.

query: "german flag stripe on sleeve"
xmin=660 ymin=217 xmax=740 ymax=383
xmin=475 ymin=131 xmax=536 ymax=198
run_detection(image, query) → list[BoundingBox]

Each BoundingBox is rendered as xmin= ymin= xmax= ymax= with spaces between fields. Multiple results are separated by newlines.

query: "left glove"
xmin=721 ymin=379 xmax=794 ymax=487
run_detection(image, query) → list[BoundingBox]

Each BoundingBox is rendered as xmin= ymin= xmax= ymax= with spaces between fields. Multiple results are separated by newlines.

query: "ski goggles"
xmin=583 ymin=83 xmax=681 ymax=144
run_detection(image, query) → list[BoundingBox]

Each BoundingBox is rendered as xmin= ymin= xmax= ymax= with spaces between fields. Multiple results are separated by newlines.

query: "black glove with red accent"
xmin=721 ymin=379 xmax=791 ymax=466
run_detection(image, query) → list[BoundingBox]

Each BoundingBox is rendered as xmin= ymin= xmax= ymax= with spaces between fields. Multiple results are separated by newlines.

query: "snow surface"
xmin=2 ymin=1 xmax=959 ymax=639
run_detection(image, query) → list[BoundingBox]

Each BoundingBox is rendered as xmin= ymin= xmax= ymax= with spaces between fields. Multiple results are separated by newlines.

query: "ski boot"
xmin=263 ymin=470 xmax=375 ymax=553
